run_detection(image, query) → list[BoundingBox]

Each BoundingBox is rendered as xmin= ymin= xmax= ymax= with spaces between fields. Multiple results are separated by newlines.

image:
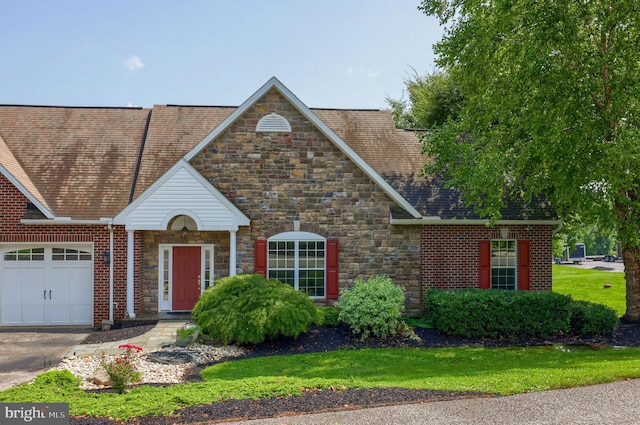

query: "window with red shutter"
xmin=255 ymin=232 xmax=336 ymax=298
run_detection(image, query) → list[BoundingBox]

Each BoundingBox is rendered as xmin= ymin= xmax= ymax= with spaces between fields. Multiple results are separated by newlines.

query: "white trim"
xmin=269 ymin=231 xmax=325 ymax=241
xmin=183 ymin=76 xmax=422 ymax=219
xmin=20 ymin=219 xmax=110 ymax=225
xmin=229 ymin=230 xmax=237 ymax=276
xmin=0 ymin=163 xmax=55 ymax=219
xmin=126 ymin=230 xmax=135 ymax=318
xmin=157 ymin=244 xmax=213 ymax=312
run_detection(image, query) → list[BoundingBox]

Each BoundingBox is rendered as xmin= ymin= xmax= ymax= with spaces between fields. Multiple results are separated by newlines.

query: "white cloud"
xmin=122 ymin=55 xmax=144 ymax=71
xmin=345 ymin=67 xmax=380 ymax=78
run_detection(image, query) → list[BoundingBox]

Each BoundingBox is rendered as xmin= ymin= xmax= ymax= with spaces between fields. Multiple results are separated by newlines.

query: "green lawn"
xmin=552 ymin=265 xmax=626 ymax=316
xmin=2 ymin=345 xmax=640 ymax=420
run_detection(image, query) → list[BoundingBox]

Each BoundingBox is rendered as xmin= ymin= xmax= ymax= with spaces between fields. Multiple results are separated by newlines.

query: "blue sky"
xmin=1 ymin=1 xmax=443 ymax=109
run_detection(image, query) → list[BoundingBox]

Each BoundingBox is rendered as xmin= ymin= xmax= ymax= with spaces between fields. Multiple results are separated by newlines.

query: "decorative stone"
xmin=86 ymin=369 xmax=111 ymax=386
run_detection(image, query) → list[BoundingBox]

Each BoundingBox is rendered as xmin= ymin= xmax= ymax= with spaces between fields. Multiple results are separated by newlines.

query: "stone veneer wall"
xmin=189 ymin=88 xmax=423 ymax=309
xmin=421 ymin=224 xmax=554 ymax=294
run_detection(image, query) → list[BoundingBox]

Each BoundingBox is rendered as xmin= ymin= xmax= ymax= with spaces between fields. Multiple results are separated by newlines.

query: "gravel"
xmin=60 ymin=319 xmax=640 ymax=425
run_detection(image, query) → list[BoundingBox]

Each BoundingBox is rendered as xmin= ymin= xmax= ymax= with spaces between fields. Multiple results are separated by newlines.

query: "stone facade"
xmin=189 ymin=89 xmax=423 ymax=308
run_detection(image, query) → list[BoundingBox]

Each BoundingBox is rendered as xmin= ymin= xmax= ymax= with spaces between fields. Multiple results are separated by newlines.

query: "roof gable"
xmin=0 ymin=135 xmax=54 ymax=218
xmin=113 ymin=159 xmax=250 ymax=230
xmin=183 ymin=77 xmax=422 ymax=219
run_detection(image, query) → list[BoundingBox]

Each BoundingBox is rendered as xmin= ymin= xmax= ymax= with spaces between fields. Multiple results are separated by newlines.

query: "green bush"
xmin=336 ymin=276 xmax=407 ymax=340
xmin=316 ymin=306 xmax=341 ymax=327
xmin=425 ymin=289 xmax=573 ymax=339
xmin=569 ymin=300 xmax=619 ymax=335
xmin=192 ymin=274 xmax=320 ymax=345
xmin=33 ymin=370 xmax=81 ymax=389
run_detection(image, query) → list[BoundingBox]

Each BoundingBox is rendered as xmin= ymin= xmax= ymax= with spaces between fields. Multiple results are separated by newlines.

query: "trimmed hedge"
xmin=192 ymin=274 xmax=320 ymax=345
xmin=425 ymin=289 xmax=618 ymax=339
xmin=569 ymin=300 xmax=619 ymax=335
xmin=426 ymin=289 xmax=571 ymax=339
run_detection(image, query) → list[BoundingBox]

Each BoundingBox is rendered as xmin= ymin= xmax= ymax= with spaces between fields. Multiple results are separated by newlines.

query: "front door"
xmin=172 ymin=246 xmax=201 ymax=311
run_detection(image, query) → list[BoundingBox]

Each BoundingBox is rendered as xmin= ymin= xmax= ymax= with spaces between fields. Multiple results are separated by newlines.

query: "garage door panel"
xmin=70 ymin=304 xmax=92 ymax=324
xmin=0 ymin=245 xmax=93 ymax=326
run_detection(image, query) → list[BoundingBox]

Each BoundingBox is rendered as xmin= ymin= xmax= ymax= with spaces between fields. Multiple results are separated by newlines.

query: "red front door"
xmin=172 ymin=246 xmax=201 ymax=311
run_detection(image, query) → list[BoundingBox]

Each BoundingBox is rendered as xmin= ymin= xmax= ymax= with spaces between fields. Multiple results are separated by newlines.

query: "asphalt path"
xmin=0 ymin=327 xmax=90 ymax=391
xmin=222 ymin=378 xmax=640 ymax=425
xmin=557 ymin=259 xmax=625 ymax=273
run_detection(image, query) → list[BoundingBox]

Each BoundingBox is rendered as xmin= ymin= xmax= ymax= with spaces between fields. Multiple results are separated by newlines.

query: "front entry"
xmin=172 ymin=246 xmax=201 ymax=311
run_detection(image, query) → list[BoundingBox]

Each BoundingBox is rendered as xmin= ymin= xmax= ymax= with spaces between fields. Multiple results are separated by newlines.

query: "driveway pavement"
xmin=558 ymin=259 xmax=625 ymax=272
xmin=222 ymin=378 xmax=640 ymax=425
xmin=0 ymin=327 xmax=90 ymax=391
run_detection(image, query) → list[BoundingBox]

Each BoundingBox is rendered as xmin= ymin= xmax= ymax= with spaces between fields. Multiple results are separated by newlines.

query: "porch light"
xmin=181 ymin=225 xmax=189 ymax=241
xmin=102 ymin=250 xmax=110 ymax=265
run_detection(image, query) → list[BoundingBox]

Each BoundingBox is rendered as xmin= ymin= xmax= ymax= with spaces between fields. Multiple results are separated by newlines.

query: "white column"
xmin=229 ymin=230 xmax=237 ymax=276
xmin=126 ymin=230 xmax=136 ymax=318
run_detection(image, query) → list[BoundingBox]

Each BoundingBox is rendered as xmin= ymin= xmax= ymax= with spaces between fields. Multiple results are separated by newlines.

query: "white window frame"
xmin=158 ymin=244 xmax=214 ymax=311
xmin=267 ymin=232 xmax=326 ymax=298
xmin=491 ymin=239 xmax=518 ymax=290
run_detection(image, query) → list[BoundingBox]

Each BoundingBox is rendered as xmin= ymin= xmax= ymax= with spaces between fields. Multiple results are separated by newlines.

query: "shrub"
xmin=100 ymin=344 xmax=143 ymax=394
xmin=316 ymin=306 xmax=341 ymax=327
xmin=425 ymin=289 xmax=573 ymax=339
xmin=33 ymin=370 xmax=81 ymax=389
xmin=336 ymin=276 xmax=407 ymax=340
xmin=569 ymin=300 xmax=619 ymax=335
xmin=192 ymin=274 xmax=320 ymax=345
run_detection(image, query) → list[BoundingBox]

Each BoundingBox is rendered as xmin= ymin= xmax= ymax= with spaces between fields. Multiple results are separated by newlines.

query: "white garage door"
xmin=0 ymin=245 xmax=93 ymax=326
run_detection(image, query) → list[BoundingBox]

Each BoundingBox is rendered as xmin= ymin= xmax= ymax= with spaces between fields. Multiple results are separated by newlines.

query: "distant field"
xmin=552 ymin=265 xmax=626 ymax=317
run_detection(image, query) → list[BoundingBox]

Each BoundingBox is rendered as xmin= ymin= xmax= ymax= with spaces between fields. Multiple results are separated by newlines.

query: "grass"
xmin=552 ymin=265 xmax=626 ymax=316
xmin=2 ymin=345 xmax=640 ymax=420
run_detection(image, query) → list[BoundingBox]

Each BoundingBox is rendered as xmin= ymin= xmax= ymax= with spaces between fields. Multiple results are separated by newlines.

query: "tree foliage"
xmin=419 ymin=0 xmax=640 ymax=320
xmin=386 ymin=69 xmax=463 ymax=129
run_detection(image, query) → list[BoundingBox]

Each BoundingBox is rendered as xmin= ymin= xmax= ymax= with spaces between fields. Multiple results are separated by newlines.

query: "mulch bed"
xmin=70 ymin=320 xmax=640 ymax=425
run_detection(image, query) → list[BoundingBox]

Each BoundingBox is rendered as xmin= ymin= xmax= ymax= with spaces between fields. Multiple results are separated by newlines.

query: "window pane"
xmin=491 ymin=239 xmax=517 ymax=290
xmin=268 ymin=236 xmax=326 ymax=297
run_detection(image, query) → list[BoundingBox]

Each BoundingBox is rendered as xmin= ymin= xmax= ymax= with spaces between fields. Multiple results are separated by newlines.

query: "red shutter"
xmin=326 ymin=239 xmax=339 ymax=299
xmin=479 ymin=240 xmax=491 ymax=289
xmin=518 ymin=240 xmax=531 ymax=290
xmin=254 ymin=240 xmax=267 ymax=277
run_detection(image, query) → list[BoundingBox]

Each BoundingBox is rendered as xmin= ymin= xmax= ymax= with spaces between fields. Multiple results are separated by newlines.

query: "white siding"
xmin=125 ymin=166 xmax=247 ymax=231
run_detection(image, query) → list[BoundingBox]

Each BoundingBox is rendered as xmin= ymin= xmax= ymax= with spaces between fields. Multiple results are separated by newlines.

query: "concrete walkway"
xmin=66 ymin=321 xmax=192 ymax=357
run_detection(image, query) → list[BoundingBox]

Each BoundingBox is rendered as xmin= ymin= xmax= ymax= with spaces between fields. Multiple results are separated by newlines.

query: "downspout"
xmin=109 ymin=222 xmax=114 ymax=322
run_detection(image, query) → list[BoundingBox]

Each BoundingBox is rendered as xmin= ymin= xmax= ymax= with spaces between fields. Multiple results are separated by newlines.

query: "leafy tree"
xmin=419 ymin=0 xmax=640 ymax=320
xmin=386 ymin=69 xmax=463 ymax=129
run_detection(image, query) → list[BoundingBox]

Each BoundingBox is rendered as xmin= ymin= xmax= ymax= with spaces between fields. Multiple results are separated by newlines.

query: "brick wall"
xmin=190 ymin=88 xmax=423 ymax=308
xmin=421 ymin=224 xmax=553 ymax=296
xmin=0 ymin=174 xmax=134 ymax=326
